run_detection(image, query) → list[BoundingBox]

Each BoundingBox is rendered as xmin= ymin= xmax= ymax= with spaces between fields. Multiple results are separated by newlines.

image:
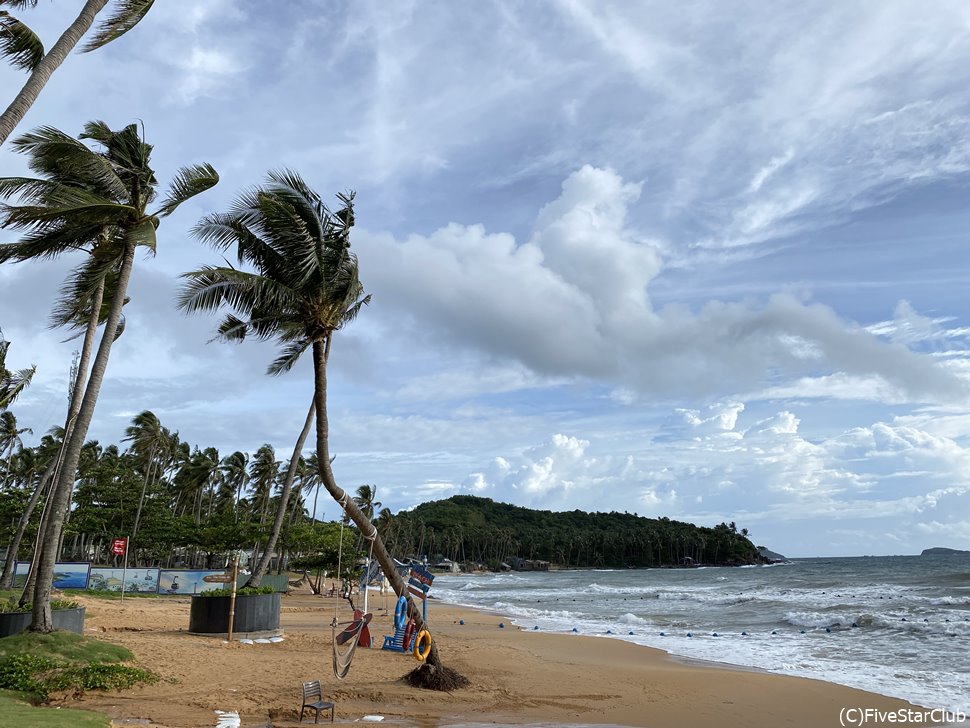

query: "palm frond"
xmin=153 ymin=163 xmax=219 ymax=217
xmin=0 ymin=2 xmax=40 ymax=9
xmin=78 ymin=120 xmax=114 ymax=146
xmin=216 ymin=313 xmax=249 ymax=342
xmin=125 ymin=216 xmax=156 ymax=252
xmin=0 ymin=12 xmax=43 ymax=71
xmin=81 ymin=0 xmax=155 ymax=52
xmin=0 ymin=176 xmax=65 ymax=204
xmin=10 ymin=125 xmax=127 ymax=199
xmin=0 ymin=222 xmax=104 ymax=261
xmin=49 ymin=251 xmax=119 ymax=330
xmin=267 ymin=339 xmax=311 ymax=375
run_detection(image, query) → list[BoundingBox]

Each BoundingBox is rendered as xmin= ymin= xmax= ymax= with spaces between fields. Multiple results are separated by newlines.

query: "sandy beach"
xmin=45 ymin=586 xmax=932 ymax=728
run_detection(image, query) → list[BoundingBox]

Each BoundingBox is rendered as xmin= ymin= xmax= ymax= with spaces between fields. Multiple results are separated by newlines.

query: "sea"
xmin=431 ymin=555 xmax=970 ymax=714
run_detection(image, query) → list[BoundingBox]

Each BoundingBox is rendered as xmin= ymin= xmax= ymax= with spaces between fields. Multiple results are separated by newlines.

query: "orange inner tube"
xmin=403 ymin=618 xmax=416 ymax=651
xmin=413 ymin=629 xmax=432 ymax=662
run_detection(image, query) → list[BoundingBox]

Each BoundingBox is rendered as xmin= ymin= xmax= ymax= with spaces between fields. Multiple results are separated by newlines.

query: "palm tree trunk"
xmin=311 ymin=337 xmax=447 ymax=672
xmin=15 ymin=277 xmax=103 ymax=603
xmin=0 ymin=0 xmax=109 ymax=146
xmin=0 ymin=460 xmax=52 ymax=589
xmin=246 ymin=399 xmax=315 ymax=588
xmin=311 ymin=481 xmax=321 ymax=523
xmin=30 ymin=243 xmax=135 ymax=632
xmin=130 ymin=447 xmax=156 ymax=545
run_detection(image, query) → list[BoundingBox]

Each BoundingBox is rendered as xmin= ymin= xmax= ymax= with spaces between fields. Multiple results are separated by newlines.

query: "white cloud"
xmin=360 ymin=166 xmax=968 ymax=404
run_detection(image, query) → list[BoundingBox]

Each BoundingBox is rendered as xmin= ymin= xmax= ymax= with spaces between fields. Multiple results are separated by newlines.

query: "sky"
xmin=1 ymin=0 xmax=970 ymax=558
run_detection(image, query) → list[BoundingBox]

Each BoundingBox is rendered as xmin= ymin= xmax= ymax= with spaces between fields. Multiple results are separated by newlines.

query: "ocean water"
xmin=431 ymin=555 xmax=970 ymax=713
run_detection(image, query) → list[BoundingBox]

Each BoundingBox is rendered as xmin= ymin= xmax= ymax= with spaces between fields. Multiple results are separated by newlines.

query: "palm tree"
xmin=219 ymin=450 xmax=249 ymax=515
xmin=0 ymin=0 xmax=156 ymax=146
xmin=178 ymin=171 xmax=465 ymax=687
xmin=247 ymin=444 xmax=279 ymax=525
xmin=122 ymin=410 xmax=168 ymax=549
xmin=0 ymin=336 xmax=35 ymax=409
xmin=0 ymin=426 xmax=59 ymax=589
xmin=352 ymin=484 xmax=381 ymax=523
xmin=0 ymin=121 xmax=217 ymax=632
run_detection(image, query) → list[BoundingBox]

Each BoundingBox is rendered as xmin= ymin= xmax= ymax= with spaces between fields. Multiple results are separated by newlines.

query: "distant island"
xmin=921 ymin=547 xmax=970 ymax=555
xmin=757 ymin=546 xmax=786 ymax=562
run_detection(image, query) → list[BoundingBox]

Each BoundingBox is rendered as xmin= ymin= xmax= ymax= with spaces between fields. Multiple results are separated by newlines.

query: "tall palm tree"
xmin=247 ymin=444 xmax=279 ymax=525
xmin=0 ymin=121 xmax=217 ymax=632
xmin=178 ymin=171 xmax=464 ymax=687
xmin=219 ymin=450 xmax=249 ymax=516
xmin=122 ymin=409 xmax=168 ymax=547
xmin=0 ymin=0 xmax=156 ymax=146
xmin=303 ymin=452 xmax=325 ymax=523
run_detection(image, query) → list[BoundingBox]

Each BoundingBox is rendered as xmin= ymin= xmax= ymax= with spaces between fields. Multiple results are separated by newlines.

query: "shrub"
xmin=0 ymin=654 xmax=59 ymax=695
xmin=198 ymin=585 xmax=275 ymax=597
xmin=0 ymin=599 xmax=80 ymax=614
xmin=0 ymin=654 xmax=156 ymax=701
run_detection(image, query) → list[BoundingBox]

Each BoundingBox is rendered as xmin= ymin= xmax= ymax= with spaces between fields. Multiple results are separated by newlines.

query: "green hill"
xmin=386 ymin=495 xmax=758 ymax=569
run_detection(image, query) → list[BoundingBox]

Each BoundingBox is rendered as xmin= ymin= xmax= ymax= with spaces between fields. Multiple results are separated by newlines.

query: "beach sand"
xmin=58 ymin=587 xmax=926 ymax=727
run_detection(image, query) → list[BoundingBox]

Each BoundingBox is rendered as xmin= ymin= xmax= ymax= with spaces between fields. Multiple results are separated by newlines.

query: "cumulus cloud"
xmin=430 ymin=402 xmax=970 ymax=556
xmin=359 ymin=165 xmax=968 ymax=403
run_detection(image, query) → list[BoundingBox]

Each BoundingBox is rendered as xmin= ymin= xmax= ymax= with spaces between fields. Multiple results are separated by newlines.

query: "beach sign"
xmin=407 ymin=566 xmax=434 ymax=600
xmin=203 ymin=573 xmax=234 ymax=583
xmin=111 ymin=537 xmax=128 ymax=556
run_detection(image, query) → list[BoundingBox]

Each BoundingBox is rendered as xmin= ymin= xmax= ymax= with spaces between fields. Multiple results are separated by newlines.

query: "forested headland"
xmin=383 ymin=495 xmax=760 ymax=568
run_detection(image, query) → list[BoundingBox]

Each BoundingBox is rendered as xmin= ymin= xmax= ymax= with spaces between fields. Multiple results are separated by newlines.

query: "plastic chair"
xmin=300 ymin=680 xmax=334 ymax=723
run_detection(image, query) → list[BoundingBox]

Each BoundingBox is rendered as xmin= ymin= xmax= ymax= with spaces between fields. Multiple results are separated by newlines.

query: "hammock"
xmin=330 ymin=514 xmax=376 ymax=680
xmin=332 ymin=612 xmax=368 ymax=680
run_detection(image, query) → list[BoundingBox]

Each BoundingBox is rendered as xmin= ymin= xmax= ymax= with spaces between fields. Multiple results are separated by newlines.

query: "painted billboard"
xmin=157 ymin=569 xmax=229 ymax=595
xmin=88 ymin=567 xmax=160 ymax=593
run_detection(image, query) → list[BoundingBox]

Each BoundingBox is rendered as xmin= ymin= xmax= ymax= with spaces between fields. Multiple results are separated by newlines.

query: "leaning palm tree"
xmin=178 ymin=171 xmax=466 ymax=688
xmin=0 ymin=120 xmax=217 ymax=632
xmin=0 ymin=0 xmax=156 ymax=146
xmin=0 ymin=426 xmax=58 ymax=589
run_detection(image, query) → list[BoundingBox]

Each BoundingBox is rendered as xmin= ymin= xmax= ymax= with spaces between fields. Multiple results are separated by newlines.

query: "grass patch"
xmin=0 ymin=689 xmax=110 ymax=727
xmin=0 ymin=633 xmax=154 ymax=701
xmin=0 ymin=631 xmax=132 ymax=664
xmin=76 ymin=589 xmax=159 ymax=601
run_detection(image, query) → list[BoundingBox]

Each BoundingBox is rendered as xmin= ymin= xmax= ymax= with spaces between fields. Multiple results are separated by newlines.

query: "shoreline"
xmin=54 ymin=589 xmax=942 ymax=728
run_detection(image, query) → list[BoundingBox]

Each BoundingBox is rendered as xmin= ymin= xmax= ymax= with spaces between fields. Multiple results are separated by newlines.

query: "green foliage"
xmin=388 ymin=495 xmax=759 ymax=568
xmin=0 ymin=654 xmax=56 ymax=694
xmin=197 ymin=585 xmax=274 ymax=597
xmin=0 ymin=653 xmax=156 ymax=701
xmin=289 ymin=521 xmax=363 ymax=575
xmin=0 ymin=598 xmax=78 ymax=613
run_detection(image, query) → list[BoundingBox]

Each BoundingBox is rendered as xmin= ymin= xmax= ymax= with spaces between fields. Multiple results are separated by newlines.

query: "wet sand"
xmin=56 ymin=588 xmax=926 ymax=727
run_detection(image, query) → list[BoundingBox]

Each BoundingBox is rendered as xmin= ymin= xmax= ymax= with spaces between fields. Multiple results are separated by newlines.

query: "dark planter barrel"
xmin=0 ymin=607 xmax=86 ymax=638
xmin=189 ymin=593 xmax=281 ymax=634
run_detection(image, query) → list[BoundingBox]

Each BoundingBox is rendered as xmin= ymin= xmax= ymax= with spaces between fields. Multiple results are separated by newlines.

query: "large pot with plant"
xmin=188 ymin=587 xmax=281 ymax=635
xmin=0 ymin=599 xmax=85 ymax=638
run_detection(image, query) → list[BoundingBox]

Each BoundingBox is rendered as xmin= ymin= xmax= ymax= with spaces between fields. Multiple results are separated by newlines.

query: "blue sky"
xmin=2 ymin=0 xmax=970 ymax=557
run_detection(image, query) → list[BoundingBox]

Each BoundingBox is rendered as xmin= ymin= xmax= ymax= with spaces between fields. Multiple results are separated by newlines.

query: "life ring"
xmin=403 ymin=618 xmax=416 ymax=651
xmin=413 ymin=629 xmax=432 ymax=662
xmin=394 ymin=596 xmax=407 ymax=630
